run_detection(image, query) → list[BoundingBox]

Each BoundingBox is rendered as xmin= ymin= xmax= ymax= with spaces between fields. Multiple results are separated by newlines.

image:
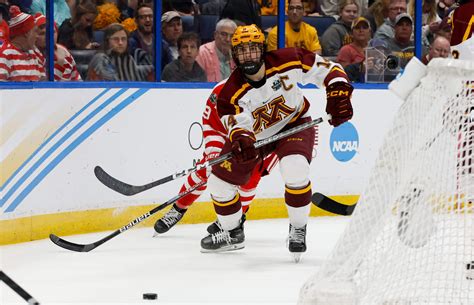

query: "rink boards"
xmin=0 ymin=86 xmax=401 ymax=244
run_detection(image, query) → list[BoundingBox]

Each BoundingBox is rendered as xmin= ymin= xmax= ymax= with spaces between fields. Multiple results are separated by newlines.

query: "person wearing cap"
xmin=161 ymin=10 xmax=183 ymax=60
xmin=337 ymin=16 xmax=372 ymax=82
xmin=34 ymin=13 xmax=81 ymax=81
xmin=266 ymin=0 xmax=322 ymax=55
xmin=0 ymin=6 xmax=45 ymax=81
xmin=384 ymin=12 xmax=415 ymax=68
xmin=373 ymin=0 xmax=407 ymax=43
xmin=320 ymin=0 xmax=358 ymax=56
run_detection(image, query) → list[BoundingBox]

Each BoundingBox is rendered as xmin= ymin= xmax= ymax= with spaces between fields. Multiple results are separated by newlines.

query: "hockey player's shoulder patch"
xmin=209 ymin=92 xmax=217 ymax=104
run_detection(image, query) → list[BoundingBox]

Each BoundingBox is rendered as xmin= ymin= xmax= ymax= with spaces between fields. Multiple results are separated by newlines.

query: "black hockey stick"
xmin=95 ymin=116 xmax=325 ymax=196
xmin=0 ymin=271 xmax=40 ymax=304
xmin=49 ymin=181 xmax=205 ymax=252
xmin=311 ymin=192 xmax=357 ymax=216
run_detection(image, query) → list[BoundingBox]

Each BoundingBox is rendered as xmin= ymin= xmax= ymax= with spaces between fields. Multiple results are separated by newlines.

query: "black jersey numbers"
xmin=252 ymin=96 xmax=295 ymax=133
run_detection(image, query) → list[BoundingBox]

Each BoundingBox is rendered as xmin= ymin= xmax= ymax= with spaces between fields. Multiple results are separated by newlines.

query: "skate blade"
xmin=291 ymin=252 xmax=303 ymax=263
xmin=200 ymin=243 xmax=245 ymax=253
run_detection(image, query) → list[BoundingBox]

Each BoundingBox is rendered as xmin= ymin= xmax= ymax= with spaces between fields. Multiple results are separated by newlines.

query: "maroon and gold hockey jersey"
xmin=216 ymin=48 xmax=348 ymax=140
xmin=450 ymin=0 xmax=474 ymax=59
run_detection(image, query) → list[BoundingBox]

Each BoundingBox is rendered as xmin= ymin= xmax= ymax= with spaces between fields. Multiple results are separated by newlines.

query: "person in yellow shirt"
xmin=266 ymin=0 xmax=322 ymax=54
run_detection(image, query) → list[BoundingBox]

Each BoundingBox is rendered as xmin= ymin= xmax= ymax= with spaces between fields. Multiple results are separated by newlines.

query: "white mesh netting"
xmin=298 ymin=59 xmax=474 ymax=305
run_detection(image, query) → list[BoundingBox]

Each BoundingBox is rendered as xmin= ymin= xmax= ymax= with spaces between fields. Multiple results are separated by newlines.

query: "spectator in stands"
xmin=161 ymin=10 xmax=183 ymax=60
xmin=321 ymin=0 xmax=358 ymax=56
xmin=196 ymin=18 xmax=236 ymax=82
xmin=421 ymin=35 xmax=450 ymax=64
xmin=408 ymin=0 xmax=440 ymax=46
xmin=58 ymin=0 xmax=99 ymax=50
xmin=220 ymin=0 xmax=261 ymax=28
xmin=87 ymin=23 xmax=153 ymax=81
xmin=371 ymin=13 xmax=414 ymax=69
xmin=373 ymin=0 xmax=406 ymax=43
xmin=34 ymin=13 xmax=81 ymax=81
xmin=0 ymin=6 xmax=45 ymax=81
xmin=337 ymin=16 xmax=371 ymax=82
xmin=129 ymin=3 xmax=153 ymax=56
xmin=0 ymin=2 xmax=10 ymax=45
xmin=162 ymin=31 xmax=206 ymax=82
xmin=365 ymin=0 xmax=389 ymax=32
xmin=267 ymin=0 xmax=322 ymax=54
xmin=319 ymin=0 xmax=367 ymax=18
xmin=30 ymin=0 xmax=71 ymax=28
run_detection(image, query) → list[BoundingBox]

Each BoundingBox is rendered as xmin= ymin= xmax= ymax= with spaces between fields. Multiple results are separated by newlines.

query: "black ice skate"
xmin=201 ymin=223 xmax=245 ymax=253
xmin=207 ymin=214 xmax=247 ymax=234
xmin=287 ymin=224 xmax=307 ymax=263
xmin=466 ymin=261 xmax=474 ymax=280
xmin=153 ymin=204 xmax=187 ymax=235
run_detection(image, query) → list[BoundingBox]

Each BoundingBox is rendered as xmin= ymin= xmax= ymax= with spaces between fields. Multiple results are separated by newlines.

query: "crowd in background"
xmin=0 ymin=0 xmax=457 ymax=83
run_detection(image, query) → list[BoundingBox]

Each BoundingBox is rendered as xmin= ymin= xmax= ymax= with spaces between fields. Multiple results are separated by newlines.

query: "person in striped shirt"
xmin=34 ymin=13 xmax=81 ymax=81
xmin=86 ymin=23 xmax=153 ymax=81
xmin=0 ymin=6 xmax=45 ymax=81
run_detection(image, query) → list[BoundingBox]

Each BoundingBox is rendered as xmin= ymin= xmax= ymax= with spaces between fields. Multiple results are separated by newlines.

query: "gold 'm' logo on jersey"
xmin=252 ymin=96 xmax=294 ymax=133
xmin=220 ymin=160 xmax=232 ymax=172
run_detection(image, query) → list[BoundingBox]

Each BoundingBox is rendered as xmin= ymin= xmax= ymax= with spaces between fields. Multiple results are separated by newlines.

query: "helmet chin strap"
xmin=241 ymin=60 xmax=264 ymax=75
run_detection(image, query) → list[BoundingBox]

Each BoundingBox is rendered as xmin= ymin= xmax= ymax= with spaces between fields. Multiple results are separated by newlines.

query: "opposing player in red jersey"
xmin=449 ymin=0 xmax=474 ymax=59
xmin=200 ymin=24 xmax=353 ymax=262
xmin=153 ymin=80 xmax=279 ymax=235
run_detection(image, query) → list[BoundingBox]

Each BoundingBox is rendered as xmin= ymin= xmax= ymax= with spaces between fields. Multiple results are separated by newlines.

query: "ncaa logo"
xmin=330 ymin=122 xmax=359 ymax=162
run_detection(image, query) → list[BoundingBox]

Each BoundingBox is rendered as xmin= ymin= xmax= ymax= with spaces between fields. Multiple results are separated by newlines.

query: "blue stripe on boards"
xmin=0 ymin=88 xmax=129 ymax=209
xmin=4 ymin=88 xmax=149 ymax=212
xmin=0 ymin=88 xmax=111 ymax=194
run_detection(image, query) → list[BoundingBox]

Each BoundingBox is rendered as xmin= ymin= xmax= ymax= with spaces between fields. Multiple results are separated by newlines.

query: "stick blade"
xmin=49 ymin=234 xmax=96 ymax=252
xmin=311 ymin=192 xmax=356 ymax=216
xmin=94 ymin=166 xmax=140 ymax=196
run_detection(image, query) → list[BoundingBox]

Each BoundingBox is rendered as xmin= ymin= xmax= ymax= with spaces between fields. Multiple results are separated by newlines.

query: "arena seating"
xmin=261 ymin=15 xmax=336 ymax=37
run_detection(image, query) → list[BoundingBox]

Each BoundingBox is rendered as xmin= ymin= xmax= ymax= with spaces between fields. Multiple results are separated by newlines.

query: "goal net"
xmin=298 ymin=58 xmax=474 ymax=305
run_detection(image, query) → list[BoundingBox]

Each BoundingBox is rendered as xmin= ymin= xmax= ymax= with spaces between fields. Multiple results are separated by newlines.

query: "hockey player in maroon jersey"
xmin=200 ymin=24 xmax=353 ymax=262
xmin=153 ymin=81 xmax=279 ymax=235
xmin=450 ymin=0 xmax=474 ymax=59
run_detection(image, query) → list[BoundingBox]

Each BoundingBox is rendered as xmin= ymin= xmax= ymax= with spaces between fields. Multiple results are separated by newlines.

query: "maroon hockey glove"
xmin=326 ymin=82 xmax=354 ymax=127
xmin=230 ymin=128 xmax=258 ymax=164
